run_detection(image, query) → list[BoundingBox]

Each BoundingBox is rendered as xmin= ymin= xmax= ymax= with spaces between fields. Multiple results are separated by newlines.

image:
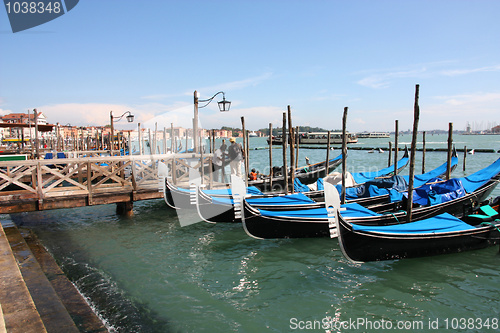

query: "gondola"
xmin=160 ymin=152 xmax=343 ymax=209
xmin=239 ymin=157 xmax=500 ymax=239
xmin=248 ymin=153 xmax=344 ymax=192
xmin=193 ymin=148 xmax=452 ymax=224
xmin=335 ymin=197 xmax=500 ymax=262
xmin=193 ymin=148 xmax=412 ymax=223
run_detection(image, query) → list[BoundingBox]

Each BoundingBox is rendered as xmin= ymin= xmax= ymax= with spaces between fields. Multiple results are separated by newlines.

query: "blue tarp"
xmin=317 ymin=178 xmax=324 ymax=191
xmin=258 ymin=202 xmax=381 ymax=218
xmin=458 ymin=157 xmax=500 ymax=193
xmin=404 ymin=156 xmax=458 ymax=188
xmin=351 ymin=155 xmax=409 ymax=184
xmin=294 ymin=178 xmax=310 ymax=192
xmin=351 ymin=212 xmax=474 ymax=234
xmin=410 ymin=178 xmax=466 ymax=206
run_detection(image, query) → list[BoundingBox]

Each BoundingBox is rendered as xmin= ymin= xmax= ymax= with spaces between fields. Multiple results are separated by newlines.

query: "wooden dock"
xmin=0 ymin=152 xmax=211 ymax=215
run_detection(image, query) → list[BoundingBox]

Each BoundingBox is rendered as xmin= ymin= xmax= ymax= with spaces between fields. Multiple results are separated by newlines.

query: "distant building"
xmin=492 ymin=125 xmax=500 ymax=134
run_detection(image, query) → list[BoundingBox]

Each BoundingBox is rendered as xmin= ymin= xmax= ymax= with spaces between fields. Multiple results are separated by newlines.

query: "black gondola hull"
xmin=336 ymin=212 xmax=500 ymax=262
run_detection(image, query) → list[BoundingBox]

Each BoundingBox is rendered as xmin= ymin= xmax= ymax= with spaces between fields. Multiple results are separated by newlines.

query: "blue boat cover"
xmin=214 ymin=193 xmax=316 ymax=206
xmin=351 ymin=155 xmax=409 ymax=184
xmin=344 ymin=176 xmax=408 ymax=200
xmin=317 ymin=178 xmax=324 ymax=191
xmin=458 ymin=157 xmax=500 ymax=193
xmin=351 ymin=212 xmax=475 ymax=234
xmin=403 ymin=156 xmax=458 ymax=188
xmin=258 ymin=202 xmax=381 ymax=218
xmin=410 ymin=178 xmax=466 ymax=206
xmin=294 ymin=178 xmax=310 ymax=192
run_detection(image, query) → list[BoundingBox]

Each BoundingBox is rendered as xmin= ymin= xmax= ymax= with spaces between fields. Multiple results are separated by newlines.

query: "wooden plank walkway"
xmin=0 ymin=153 xmax=212 ymax=214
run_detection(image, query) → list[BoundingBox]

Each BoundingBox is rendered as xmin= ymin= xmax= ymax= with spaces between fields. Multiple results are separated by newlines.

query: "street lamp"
xmin=110 ymin=111 xmax=134 ymax=155
xmin=193 ymin=91 xmax=231 ymax=152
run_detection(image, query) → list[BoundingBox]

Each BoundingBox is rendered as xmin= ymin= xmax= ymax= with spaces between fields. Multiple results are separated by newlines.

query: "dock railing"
xmin=0 ymin=152 xmax=213 ymax=213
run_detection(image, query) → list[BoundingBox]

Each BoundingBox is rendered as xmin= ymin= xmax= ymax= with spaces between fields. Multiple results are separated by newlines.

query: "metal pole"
xmin=193 ymin=90 xmax=199 ymax=153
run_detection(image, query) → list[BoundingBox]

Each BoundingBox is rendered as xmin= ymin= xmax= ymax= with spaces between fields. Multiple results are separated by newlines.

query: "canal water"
xmin=2 ymin=134 xmax=500 ymax=332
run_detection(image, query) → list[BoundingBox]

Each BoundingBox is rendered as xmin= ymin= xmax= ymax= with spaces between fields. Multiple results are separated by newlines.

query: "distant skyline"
xmin=1 ymin=1 xmax=500 ymax=133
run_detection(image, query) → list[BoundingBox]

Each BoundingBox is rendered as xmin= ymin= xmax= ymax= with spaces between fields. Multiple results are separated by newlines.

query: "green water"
xmin=3 ymin=134 xmax=500 ymax=332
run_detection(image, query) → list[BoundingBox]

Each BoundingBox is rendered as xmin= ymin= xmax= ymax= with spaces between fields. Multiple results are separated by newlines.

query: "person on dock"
xmin=228 ymin=137 xmax=245 ymax=177
xmin=250 ymin=168 xmax=258 ymax=180
xmin=212 ymin=144 xmax=226 ymax=182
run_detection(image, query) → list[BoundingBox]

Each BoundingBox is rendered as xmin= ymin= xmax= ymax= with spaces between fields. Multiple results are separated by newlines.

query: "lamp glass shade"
xmin=126 ymin=114 xmax=135 ymax=122
xmin=218 ymin=99 xmax=231 ymax=112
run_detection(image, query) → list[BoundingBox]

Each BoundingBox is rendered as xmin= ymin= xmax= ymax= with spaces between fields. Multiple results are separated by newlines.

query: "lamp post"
xmin=193 ymin=90 xmax=231 ymax=153
xmin=110 ymin=111 xmax=134 ymax=155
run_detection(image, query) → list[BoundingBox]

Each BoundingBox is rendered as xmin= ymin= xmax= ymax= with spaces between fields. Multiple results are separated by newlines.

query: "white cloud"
xmin=196 ymin=72 xmax=273 ymax=96
xmin=440 ymin=65 xmax=500 ymax=76
xmin=357 ymin=68 xmax=427 ymax=89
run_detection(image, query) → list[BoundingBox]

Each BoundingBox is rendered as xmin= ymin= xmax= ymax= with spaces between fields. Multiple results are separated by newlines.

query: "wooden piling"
xmin=138 ymin=123 xmax=143 ymax=155
xmin=463 ymin=145 xmax=467 ymax=171
xmin=34 ymin=109 xmax=40 ymax=159
xmin=268 ymin=123 xmax=273 ymax=190
xmin=422 ymin=131 xmax=426 ymax=174
xmin=170 ymin=123 xmax=174 ymax=153
xmin=282 ymin=112 xmax=288 ymax=194
xmin=388 ymin=141 xmax=392 ymax=167
xmin=407 ymin=84 xmax=420 ymax=223
xmin=341 ymin=107 xmax=348 ymax=204
xmin=325 ymin=130 xmax=331 ymax=175
xmin=221 ymin=139 xmax=226 ymax=183
xmin=287 ymin=106 xmax=295 ymax=193
xmin=446 ymin=122 xmax=453 ymax=179
xmin=241 ymin=116 xmax=248 ymax=186
xmin=394 ymin=120 xmax=399 ymax=175
xmin=295 ymin=126 xmax=299 ymax=170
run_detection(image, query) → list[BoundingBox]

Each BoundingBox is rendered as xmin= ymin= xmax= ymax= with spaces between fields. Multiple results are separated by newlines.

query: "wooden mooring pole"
xmin=282 ymin=112 xmax=288 ymax=194
xmin=287 ymin=106 xmax=295 ymax=193
xmin=422 ymin=131 xmax=426 ymax=174
xmin=463 ymin=145 xmax=467 ymax=171
xmin=407 ymin=84 xmax=420 ymax=223
xmin=446 ymin=122 xmax=453 ymax=179
xmin=341 ymin=107 xmax=348 ymax=205
xmin=394 ymin=120 xmax=399 ymax=176
xmin=268 ymin=123 xmax=273 ymax=191
xmin=387 ymin=141 xmax=392 ymax=167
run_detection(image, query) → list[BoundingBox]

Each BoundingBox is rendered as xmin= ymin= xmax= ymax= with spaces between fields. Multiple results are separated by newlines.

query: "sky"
xmin=1 ymin=0 xmax=500 ymax=133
